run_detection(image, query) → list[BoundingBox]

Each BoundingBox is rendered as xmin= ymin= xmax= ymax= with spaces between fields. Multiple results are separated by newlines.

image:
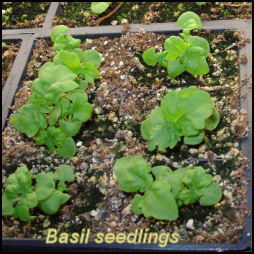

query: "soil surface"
xmin=2 ymin=28 xmax=251 ymax=246
xmin=52 ymin=2 xmax=252 ymax=27
xmin=2 ymin=2 xmax=50 ymax=29
xmin=2 ymin=41 xmax=21 ymax=88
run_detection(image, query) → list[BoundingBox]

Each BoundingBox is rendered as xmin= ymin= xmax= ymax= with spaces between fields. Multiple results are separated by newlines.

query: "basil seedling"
xmin=2 ymin=165 xmax=75 ymax=221
xmin=10 ymin=25 xmax=101 ymax=158
xmin=142 ymin=11 xmax=210 ymax=78
xmin=114 ymin=156 xmax=222 ymax=221
xmin=141 ymin=86 xmax=220 ymax=151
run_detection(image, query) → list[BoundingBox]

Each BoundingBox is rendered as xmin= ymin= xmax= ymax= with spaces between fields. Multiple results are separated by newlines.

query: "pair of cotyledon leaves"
xmin=2 ymin=165 xmax=74 ymax=221
xmin=114 ymin=156 xmax=222 ymax=221
xmin=142 ymin=11 xmax=210 ymax=78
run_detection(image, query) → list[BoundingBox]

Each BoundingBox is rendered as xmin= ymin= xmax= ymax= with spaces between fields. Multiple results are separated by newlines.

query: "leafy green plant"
xmin=195 ymin=2 xmax=207 ymax=6
xmin=141 ymin=86 xmax=220 ymax=151
xmin=2 ymin=165 xmax=75 ymax=221
xmin=142 ymin=11 xmax=210 ymax=78
xmin=114 ymin=156 xmax=222 ymax=221
xmin=10 ymin=25 xmax=101 ymax=158
xmin=91 ymin=2 xmax=111 ymax=14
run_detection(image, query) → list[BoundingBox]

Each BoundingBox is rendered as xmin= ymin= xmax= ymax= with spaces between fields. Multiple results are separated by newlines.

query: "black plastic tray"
xmin=2 ymin=2 xmax=252 ymax=251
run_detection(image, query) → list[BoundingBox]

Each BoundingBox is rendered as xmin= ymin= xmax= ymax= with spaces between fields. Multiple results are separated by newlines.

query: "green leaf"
xmin=39 ymin=190 xmax=70 ymax=215
xmin=200 ymin=182 xmax=222 ymax=206
xmin=141 ymin=107 xmax=180 ymax=151
xmin=38 ymin=62 xmax=76 ymax=85
xmin=91 ymin=2 xmax=110 ymax=14
xmin=10 ymin=104 xmax=42 ymax=138
xmin=205 ymin=107 xmax=220 ymax=131
xmin=182 ymin=47 xmax=209 ymax=75
xmin=53 ymin=34 xmax=81 ymax=51
xmin=167 ymin=59 xmax=185 ymax=79
xmin=164 ymin=36 xmax=187 ymax=61
xmin=164 ymin=167 xmax=189 ymax=198
xmin=84 ymin=49 xmax=101 ymax=68
xmin=184 ymin=131 xmax=205 ymax=145
xmin=189 ymin=36 xmax=210 ymax=57
xmin=31 ymin=78 xmax=51 ymax=99
xmin=131 ymin=194 xmax=143 ymax=215
xmin=176 ymin=11 xmax=202 ymax=31
xmin=178 ymin=167 xmax=215 ymax=205
xmin=54 ymin=165 xmax=75 ymax=183
xmin=142 ymin=48 xmax=157 ymax=66
xmin=156 ymin=50 xmax=168 ymax=68
xmin=178 ymin=188 xmax=201 ymax=205
xmin=152 ymin=166 xmax=172 ymax=180
xmin=44 ymin=80 xmax=79 ymax=105
xmin=59 ymin=97 xmax=72 ymax=117
xmin=80 ymin=62 xmax=100 ymax=84
xmin=5 ymin=166 xmax=32 ymax=198
xmin=57 ymin=137 xmax=76 ymax=158
xmin=140 ymin=179 xmax=179 ymax=220
xmin=66 ymin=90 xmax=92 ymax=122
xmin=51 ymin=25 xmax=69 ymax=42
xmin=48 ymin=103 xmax=61 ymax=126
xmin=142 ymin=87 xmax=219 ymax=150
xmin=59 ymin=119 xmax=82 ymax=137
xmin=54 ymin=50 xmax=81 ymax=73
xmin=2 ymin=193 xmax=15 ymax=215
xmin=114 ymin=156 xmax=153 ymax=193
xmin=35 ymin=173 xmax=55 ymax=201
xmin=23 ymin=192 xmax=38 ymax=208
xmin=13 ymin=200 xmax=34 ymax=221
xmin=47 ymin=126 xmax=67 ymax=147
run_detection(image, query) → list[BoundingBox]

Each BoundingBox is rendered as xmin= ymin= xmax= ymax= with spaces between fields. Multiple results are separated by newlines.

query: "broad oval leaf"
xmin=141 ymin=179 xmax=179 ymax=221
xmin=35 ymin=173 xmax=55 ymax=201
xmin=51 ymin=25 xmax=69 ymax=42
xmin=84 ymin=49 xmax=101 ymax=68
xmin=199 ymin=182 xmax=222 ymax=206
xmin=54 ymin=165 xmax=75 ymax=183
xmin=142 ymin=47 xmax=157 ymax=67
xmin=189 ymin=36 xmax=210 ymax=57
xmin=91 ymin=2 xmax=110 ymax=14
xmin=167 ymin=59 xmax=185 ymax=79
xmin=152 ymin=166 xmax=172 ymax=180
xmin=176 ymin=11 xmax=202 ymax=30
xmin=39 ymin=190 xmax=70 ymax=215
xmin=59 ymin=119 xmax=82 ymax=137
xmin=114 ymin=156 xmax=153 ymax=193
xmin=57 ymin=137 xmax=76 ymax=158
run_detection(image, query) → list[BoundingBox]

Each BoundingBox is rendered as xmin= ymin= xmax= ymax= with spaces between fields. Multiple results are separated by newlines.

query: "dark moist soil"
xmin=2 ymin=2 xmax=50 ymax=29
xmin=2 ymin=41 xmax=21 ymax=88
xmin=2 ymin=29 xmax=250 ymax=245
xmin=52 ymin=2 xmax=252 ymax=27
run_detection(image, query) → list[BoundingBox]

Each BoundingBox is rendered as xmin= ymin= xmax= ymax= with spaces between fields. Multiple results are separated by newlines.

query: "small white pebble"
xmin=111 ymin=61 xmax=115 ymax=66
xmin=120 ymin=75 xmax=125 ymax=80
xmin=90 ymin=210 xmax=98 ymax=217
xmin=104 ymin=41 xmax=108 ymax=45
xmin=186 ymin=219 xmax=195 ymax=230
xmin=119 ymin=61 xmax=123 ymax=66
xmin=76 ymin=141 xmax=83 ymax=147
